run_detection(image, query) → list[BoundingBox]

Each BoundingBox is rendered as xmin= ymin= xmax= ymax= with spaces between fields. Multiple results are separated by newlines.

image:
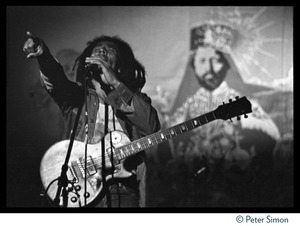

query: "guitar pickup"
xmin=86 ymin=155 xmax=97 ymax=176
xmin=76 ymin=156 xmax=97 ymax=178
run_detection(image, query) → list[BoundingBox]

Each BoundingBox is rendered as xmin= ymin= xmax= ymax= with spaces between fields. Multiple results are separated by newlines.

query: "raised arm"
xmin=23 ymin=31 xmax=83 ymax=109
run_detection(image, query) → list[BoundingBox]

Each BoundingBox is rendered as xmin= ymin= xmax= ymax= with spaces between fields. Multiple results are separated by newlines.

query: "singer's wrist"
xmin=111 ymin=80 xmax=121 ymax=89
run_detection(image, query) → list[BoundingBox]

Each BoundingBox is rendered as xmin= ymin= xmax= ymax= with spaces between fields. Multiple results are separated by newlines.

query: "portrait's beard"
xmin=196 ymin=72 xmax=223 ymax=91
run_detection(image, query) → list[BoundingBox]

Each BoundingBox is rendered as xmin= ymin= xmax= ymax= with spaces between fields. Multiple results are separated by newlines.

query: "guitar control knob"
xmin=244 ymin=114 xmax=248 ymax=118
xmin=229 ymin=99 xmax=232 ymax=103
xmin=71 ymin=196 xmax=77 ymax=203
xmin=67 ymin=183 xmax=73 ymax=192
xmin=67 ymin=187 xmax=73 ymax=192
xmin=235 ymin=96 xmax=239 ymax=100
xmin=237 ymin=116 xmax=241 ymax=121
xmin=84 ymin=192 xmax=90 ymax=198
xmin=75 ymin=185 xmax=81 ymax=191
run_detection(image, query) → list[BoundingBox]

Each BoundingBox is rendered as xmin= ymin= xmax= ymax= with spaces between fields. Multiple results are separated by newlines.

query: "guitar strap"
xmin=109 ymin=106 xmax=121 ymax=207
xmin=103 ymin=104 xmax=120 ymax=207
xmin=103 ymin=102 xmax=112 ymax=207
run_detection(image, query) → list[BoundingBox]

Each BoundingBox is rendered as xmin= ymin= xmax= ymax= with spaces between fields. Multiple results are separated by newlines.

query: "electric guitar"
xmin=40 ymin=96 xmax=252 ymax=207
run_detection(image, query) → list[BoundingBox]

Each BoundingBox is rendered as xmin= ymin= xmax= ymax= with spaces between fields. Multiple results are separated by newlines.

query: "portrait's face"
xmin=192 ymin=46 xmax=229 ymax=91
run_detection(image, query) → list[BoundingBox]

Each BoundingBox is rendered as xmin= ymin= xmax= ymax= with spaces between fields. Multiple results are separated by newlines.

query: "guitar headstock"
xmin=214 ymin=96 xmax=252 ymax=121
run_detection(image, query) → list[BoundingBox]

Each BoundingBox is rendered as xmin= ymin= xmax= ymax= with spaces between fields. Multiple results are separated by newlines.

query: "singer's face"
xmin=91 ymin=41 xmax=119 ymax=70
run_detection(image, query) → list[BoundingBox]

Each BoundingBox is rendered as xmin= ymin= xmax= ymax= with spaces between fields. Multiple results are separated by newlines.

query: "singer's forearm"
xmin=37 ymin=44 xmax=83 ymax=109
xmin=37 ymin=44 xmax=71 ymax=91
xmin=37 ymin=45 xmax=58 ymax=73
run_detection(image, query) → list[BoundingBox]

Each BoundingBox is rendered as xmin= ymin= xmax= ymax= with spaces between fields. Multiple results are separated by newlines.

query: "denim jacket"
xmin=37 ymin=46 xmax=160 ymax=207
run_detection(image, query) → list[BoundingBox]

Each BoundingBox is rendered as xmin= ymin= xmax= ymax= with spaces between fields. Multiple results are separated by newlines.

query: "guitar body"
xmin=40 ymin=130 xmax=132 ymax=207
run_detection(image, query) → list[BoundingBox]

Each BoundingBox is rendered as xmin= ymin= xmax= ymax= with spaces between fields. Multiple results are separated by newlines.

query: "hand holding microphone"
xmin=85 ymin=62 xmax=102 ymax=73
xmin=85 ymin=55 xmax=120 ymax=89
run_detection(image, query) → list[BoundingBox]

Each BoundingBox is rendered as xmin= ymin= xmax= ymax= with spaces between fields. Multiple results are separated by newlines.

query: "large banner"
xmin=150 ymin=7 xmax=293 ymax=207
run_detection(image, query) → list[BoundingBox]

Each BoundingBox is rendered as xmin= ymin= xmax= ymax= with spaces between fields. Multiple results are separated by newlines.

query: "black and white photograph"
xmin=6 ymin=6 xmax=294 ymax=213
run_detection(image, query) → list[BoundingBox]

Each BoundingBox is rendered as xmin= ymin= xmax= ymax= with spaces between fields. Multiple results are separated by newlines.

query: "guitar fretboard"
xmin=113 ymin=111 xmax=216 ymax=161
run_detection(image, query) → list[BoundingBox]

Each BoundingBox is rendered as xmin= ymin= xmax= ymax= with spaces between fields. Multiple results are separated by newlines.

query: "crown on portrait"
xmin=190 ymin=23 xmax=238 ymax=53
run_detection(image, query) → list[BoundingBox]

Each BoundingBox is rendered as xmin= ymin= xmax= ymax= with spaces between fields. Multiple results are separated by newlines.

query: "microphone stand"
xmin=82 ymin=65 xmax=110 ymax=207
xmin=83 ymin=64 xmax=91 ymax=207
xmin=88 ymin=64 xmax=112 ymax=207
xmin=102 ymin=102 xmax=111 ymax=207
xmin=83 ymin=64 xmax=112 ymax=207
xmin=52 ymin=65 xmax=92 ymax=208
xmin=53 ymin=99 xmax=83 ymax=207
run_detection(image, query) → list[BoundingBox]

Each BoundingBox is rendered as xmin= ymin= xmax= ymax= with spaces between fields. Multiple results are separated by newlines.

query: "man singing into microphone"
xmin=23 ymin=31 xmax=161 ymax=208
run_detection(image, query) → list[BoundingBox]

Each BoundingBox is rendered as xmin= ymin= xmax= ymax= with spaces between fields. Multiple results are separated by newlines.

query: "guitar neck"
xmin=114 ymin=110 xmax=217 ymax=161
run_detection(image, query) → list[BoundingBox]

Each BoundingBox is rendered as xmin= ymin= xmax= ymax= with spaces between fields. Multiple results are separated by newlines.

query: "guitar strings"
xmin=76 ymin=120 xmax=196 ymax=169
xmin=76 ymin=128 xmax=182 ymax=169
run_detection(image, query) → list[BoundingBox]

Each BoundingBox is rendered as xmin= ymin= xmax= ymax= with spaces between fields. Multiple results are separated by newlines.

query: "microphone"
xmin=85 ymin=63 xmax=111 ymax=92
xmin=85 ymin=63 xmax=102 ymax=74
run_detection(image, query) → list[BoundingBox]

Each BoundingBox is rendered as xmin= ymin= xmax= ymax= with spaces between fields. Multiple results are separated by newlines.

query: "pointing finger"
xmin=26 ymin=31 xmax=36 ymax=37
xmin=26 ymin=31 xmax=40 ymax=42
xmin=26 ymin=31 xmax=34 ymax=38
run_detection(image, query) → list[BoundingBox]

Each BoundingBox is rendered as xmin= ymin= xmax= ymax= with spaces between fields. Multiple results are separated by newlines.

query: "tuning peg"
xmin=236 ymin=116 xmax=240 ymax=121
xmin=229 ymin=99 xmax=232 ymax=103
xmin=229 ymin=118 xmax=233 ymax=123
xmin=235 ymin=96 xmax=239 ymax=100
xmin=244 ymin=114 xmax=248 ymax=118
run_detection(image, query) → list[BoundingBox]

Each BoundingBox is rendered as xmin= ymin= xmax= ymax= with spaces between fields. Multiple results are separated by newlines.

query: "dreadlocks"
xmin=73 ymin=35 xmax=146 ymax=92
